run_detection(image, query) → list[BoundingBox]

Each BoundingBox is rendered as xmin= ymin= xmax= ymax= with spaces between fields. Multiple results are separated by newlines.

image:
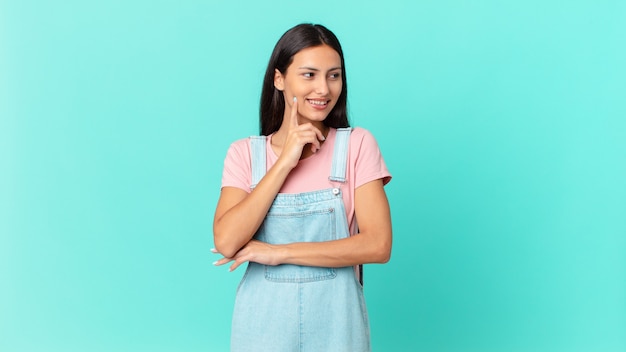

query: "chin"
xmin=303 ymin=115 xmax=329 ymax=124
xmin=307 ymin=109 xmax=334 ymax=121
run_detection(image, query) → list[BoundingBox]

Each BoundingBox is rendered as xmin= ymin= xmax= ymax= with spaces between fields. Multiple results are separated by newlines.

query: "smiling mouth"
xmin=306 ymin=99 xmax=329 ymax=107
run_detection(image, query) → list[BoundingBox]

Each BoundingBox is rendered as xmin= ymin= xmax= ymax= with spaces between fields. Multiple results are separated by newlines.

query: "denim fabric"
xmin=250 ymin=136 xmax=266 ymax=190
xmin=329 ymin=128 xmax=351 ymax=183
xmin=231 ymin=128 xmax=370 ymax=352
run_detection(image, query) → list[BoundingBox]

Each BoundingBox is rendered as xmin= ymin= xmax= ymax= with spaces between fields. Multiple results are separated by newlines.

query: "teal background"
xmin=2 ymin=0 xmax=625 ymax=351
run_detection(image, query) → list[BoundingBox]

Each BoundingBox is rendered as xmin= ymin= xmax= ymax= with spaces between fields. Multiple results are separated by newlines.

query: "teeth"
xmin=308 ymin=100 xmax=327 ymax=106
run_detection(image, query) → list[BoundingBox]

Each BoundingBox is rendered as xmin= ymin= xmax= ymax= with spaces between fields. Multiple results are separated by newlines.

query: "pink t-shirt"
xmin=221 ymin=127 xmax=391 ymax=233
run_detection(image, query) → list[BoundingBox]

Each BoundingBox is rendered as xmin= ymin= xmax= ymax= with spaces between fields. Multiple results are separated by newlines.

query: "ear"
xmin=274 ymin=69 xmax=285 ymax=91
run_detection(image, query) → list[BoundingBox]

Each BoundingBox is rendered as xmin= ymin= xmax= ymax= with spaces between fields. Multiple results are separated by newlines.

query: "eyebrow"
xmin=297 ymin=66 xmax=342 ymax=71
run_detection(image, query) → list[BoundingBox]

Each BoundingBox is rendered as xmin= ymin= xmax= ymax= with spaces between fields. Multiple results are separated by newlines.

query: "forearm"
xmin=276 ymin=231 xmax=392 ymax=267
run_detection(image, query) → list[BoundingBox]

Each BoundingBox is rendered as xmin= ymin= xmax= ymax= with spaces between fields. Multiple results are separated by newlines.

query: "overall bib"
xmin=231 ymin=128 xmax=370 ymax=352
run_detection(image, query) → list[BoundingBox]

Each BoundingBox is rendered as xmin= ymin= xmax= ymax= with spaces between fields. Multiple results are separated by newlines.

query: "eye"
xmin=329 ymin=72 xmax=341 ymax=80
xmin=303 ymin=72 xmax=315 ymax=78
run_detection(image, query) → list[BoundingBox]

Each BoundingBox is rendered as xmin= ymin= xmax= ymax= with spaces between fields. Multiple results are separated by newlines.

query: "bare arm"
xmin=215 ymin=178 xmax=392 ymax=271
xmin=212 ymin=169 xmax=289 ymax=259
xmin=213 ymin=97 xmax=325 ymax=258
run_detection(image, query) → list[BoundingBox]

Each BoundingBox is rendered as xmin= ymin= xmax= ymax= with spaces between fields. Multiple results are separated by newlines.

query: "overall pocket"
xmin=264 ymin=264 xmax=336 ymax=283
xmin=258 ymin=207 xmax=337 ymax=283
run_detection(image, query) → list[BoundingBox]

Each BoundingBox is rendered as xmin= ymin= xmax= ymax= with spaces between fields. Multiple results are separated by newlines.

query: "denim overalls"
xmin=231 ymin=128 xmax=371 ymax=352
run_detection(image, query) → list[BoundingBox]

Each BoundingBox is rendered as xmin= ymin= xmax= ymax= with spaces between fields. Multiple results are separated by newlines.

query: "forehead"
xmin=291 ymin=45 xmax=341 ymax=68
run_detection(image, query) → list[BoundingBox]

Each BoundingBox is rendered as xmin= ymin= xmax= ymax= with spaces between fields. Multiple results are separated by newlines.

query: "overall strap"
xmin=329 ymin=128 xmax=362 ymax=285
xmin=329 ymin=128 xmax=352 ymax=183
xmin=250 ymin=136 xmax=267 ymax=189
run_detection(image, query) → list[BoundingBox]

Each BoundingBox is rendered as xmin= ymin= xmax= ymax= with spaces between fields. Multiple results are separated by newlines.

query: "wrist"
xmin=272 ymin=243 xmax=289 ymax=266
xmin=272 ymin=156 xmax=297 ymax=175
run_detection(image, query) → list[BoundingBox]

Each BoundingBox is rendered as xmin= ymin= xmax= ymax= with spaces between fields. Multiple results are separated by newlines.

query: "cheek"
xmin=283 ymin=81 xmax=302 ymax=96
xmin=331 ymin=81 xmax=343 ymax=96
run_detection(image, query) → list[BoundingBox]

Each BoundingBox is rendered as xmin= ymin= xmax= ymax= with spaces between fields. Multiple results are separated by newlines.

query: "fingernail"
xmin=212 ymin=261 xmax=218 ymax=265
xmin=293 ymin=96 xmax=297 ymax=102
xmin=321 ymin=136 xmax=326 ymax=141
xmin=210 ymin=248 xmax=217 ymax=253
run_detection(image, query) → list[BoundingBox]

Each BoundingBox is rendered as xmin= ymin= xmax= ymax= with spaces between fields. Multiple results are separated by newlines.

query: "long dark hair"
xmin=259 ymin=24 xmax=349 ymax=135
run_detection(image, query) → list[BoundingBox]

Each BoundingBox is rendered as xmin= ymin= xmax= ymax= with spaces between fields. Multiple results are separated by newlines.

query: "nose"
xmin=315 ymin=77 xmax=330 ymax=95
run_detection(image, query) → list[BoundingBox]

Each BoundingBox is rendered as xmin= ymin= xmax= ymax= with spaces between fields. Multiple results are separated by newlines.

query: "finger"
xmin=296 ymin=125 xmax=324 ymax=141
xmin=316 ymin=127 xmax=326 ymax=142
xmin=212 ymin=257 xmax=232 ymax=266
xmin=306 ymin=129 xmax=324 ymax=153
xmin=210 ymin=248 xmax=218 ymax=254
xmin=229 ymin=259 xmax=245 ymax=272
xmin=303 ymin=124 xmax=325 ymax=143
xmin=290 ymin=96 xmax=298 ymax=127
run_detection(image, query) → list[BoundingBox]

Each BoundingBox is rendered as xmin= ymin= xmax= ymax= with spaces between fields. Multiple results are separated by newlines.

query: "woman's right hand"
xmin=277 ymin=97 xmax=326 ymax=169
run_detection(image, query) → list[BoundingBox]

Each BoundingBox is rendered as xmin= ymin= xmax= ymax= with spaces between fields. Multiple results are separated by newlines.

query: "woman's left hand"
xmin=212 ymin=240 xmax=281 ymax=272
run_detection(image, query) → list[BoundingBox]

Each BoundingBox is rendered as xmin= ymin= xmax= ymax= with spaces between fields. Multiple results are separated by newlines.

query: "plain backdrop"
xmin=2 ymin=1 xmax=625 ymax=351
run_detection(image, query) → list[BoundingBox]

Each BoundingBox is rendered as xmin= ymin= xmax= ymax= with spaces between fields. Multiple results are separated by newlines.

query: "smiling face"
xmin=274 ymin=45 xmax=343 ymax=126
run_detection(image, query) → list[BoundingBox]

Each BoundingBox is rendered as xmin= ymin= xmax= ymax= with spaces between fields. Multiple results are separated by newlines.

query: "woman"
xmin=212 ymin=23 xmax=392 ymax=351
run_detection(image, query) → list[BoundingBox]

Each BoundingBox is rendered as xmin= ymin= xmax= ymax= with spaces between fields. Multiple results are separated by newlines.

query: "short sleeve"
xmin=221 ymin=138 xmax=252 ymax=192
xmin=351 ymin=128 xmax=392 ymax=188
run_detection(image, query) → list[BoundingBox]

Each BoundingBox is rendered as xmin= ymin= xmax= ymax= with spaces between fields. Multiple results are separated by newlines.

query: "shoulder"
xmin=350 ymin=126 xmax=371 ymax=136
xmin=226 ymin=136 xmax=263 ymax=156
xmin=350 ymin=126 xmax=377 ymax=139
xmin=221 ymin=137 xmax=257 ymax=191
xmin=224 ymin=137 xmax=254 ymax=165
xmin=349 ymin=127 xmax=381 ymax=149
xmin=228 ymin=137 xmax=252 ymax=151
